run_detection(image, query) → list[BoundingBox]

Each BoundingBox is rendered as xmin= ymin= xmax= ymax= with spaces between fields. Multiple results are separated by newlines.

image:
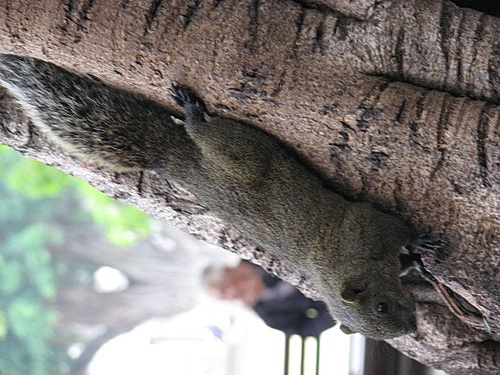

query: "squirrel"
xmin=0 ymin=54 xmax=417 ymax=340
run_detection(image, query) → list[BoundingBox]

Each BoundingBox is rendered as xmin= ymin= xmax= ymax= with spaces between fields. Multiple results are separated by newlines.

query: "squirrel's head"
xmin=335 ymin=276 xmax=417 ymax=340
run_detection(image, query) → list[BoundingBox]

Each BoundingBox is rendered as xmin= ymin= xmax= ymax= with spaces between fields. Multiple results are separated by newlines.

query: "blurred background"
xmin=0 ymin=145 xmax=446 ymax=375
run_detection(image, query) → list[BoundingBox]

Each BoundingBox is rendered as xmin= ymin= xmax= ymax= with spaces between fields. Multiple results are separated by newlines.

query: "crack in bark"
xmin=79 ymin=0 xmax=97 ymax=21
xmin=248 ymin=0 xmax=261 ymax=52
xmin=467 ymin=13 xmax=487 ymax=95
xmin=213 ymin=0 xmax=225 ymax=9
xmin=289 ymin=0 xmax=333 ymax=14
xmin=408 ymin=90 xmax=430 ymax=150
xmin=182 ymin=0 xmax=202 ymax=30
xmin=396 ymin=99 xmax=407 ymax=124
xmin=291 ymin=0 xmax=373 ymax=20
xmin=137 ymin=170 xmax=145 ymax=195
xmin=292 ymin=8 xmax=306 ymax=59
xmin=395 ymin=27 xmax=405 ymax=79
xmin=62 ymin=0 xmax=75 ymax=15
xmin=3 ymin=1 xmax=14 ymax=42
xmin=57 ymin=0 xmax=99 ymax=46
xmin=436 ymin=95 xmax=452 ymax=151
xmin=488 ymin=42 xmax=500 ymax=102
xmin=313 ymin=14 xmax=327 ymax=55
xmin=26 ymin=118 xmax=36 ymax=149
xmin=60 ymin=0 xmax=79 ymax=37
xmin=332 ymin=16 xmax=349 ymax=40
xmin=369 ymin=150 xmax=389 ymax=171
xmin=430 ymin=150 xmax=448 ymax=181
xmin=439 ymin=0 xmax=453 ymax=90
xmin=455 ymin=9 xmax=465 ymax=91
xmin=435 ymin=3 xmax=495 ymax=103
xmin=271 ymin=69 xmax=287 ymax=97
xmin=272 ymin=7 xmax=308 ymax=97
xmin=477 ymin=103 xmax=493 ymax=188
xmin=145 ymin=0 xmax=164 ymax=32
xmin=61 ymin=0 xmax=96 ymax=29
xmin=23 ymin=125 xmax=42 ymax=155
xmin=330 ymin=126 xmax=352 ymax=151
xmin=374 ymin=80 xmax=390 ymax=103
xmin=358 ymin=79 xmax=390 ymax=112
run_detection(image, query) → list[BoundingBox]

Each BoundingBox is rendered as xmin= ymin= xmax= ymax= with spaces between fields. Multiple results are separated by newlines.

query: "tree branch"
xmin=0 ymin=0 xmax=498 ymax=373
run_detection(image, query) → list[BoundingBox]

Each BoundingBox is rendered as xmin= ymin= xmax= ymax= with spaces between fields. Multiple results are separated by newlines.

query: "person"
xmin=202 ymin=261 xmax=335 ymax=338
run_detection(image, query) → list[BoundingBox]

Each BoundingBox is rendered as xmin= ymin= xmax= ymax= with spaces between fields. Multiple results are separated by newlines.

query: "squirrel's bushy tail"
xmin=0 ymin=54 xmax=196 ymax=172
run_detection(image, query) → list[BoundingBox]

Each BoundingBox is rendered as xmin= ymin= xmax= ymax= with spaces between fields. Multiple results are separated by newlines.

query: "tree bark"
xmin=0 ymin=0 xmax=498 ymax=373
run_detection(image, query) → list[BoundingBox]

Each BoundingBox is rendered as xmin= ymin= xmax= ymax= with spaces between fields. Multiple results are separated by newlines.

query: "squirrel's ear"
xmin=339 ymin=324 xmax=357 ymax=335
xmin=340 ymin=280 xmax=367 ymax=303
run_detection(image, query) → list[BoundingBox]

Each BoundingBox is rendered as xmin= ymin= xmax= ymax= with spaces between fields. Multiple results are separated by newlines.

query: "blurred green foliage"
xmin=0 ymin=145 xmax=154 ymax=374
xmin=0 ymin=145 xmax=151 ymax=246
xmin=0 ymin=183 xmax=60 ymax=374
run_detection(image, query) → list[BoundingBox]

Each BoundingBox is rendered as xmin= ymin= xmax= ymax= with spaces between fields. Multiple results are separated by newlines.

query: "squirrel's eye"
xmin=376 ymin=302 xmax=388 ymax=313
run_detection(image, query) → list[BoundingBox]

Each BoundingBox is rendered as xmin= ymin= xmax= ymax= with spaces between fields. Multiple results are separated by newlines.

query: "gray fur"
xmin=0 ymin=55 xmax=416 ymax=339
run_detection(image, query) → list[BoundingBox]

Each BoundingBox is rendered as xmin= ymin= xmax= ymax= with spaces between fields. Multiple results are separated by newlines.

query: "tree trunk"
xmin=0 ymin=1 xmax=498 ymax=373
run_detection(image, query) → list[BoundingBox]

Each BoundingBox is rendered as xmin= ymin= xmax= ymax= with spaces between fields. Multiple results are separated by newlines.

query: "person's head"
xmin=202 ymin=262 xmax=266 ymax=306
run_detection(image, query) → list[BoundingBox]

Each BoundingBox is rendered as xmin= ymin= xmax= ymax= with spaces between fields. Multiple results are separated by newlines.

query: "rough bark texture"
xmin=0 ymin=0 xmax=498 ymax=373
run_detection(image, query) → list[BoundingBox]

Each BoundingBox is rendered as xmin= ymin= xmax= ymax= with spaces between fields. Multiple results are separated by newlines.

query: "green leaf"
xmin=76 ymin=182 xmax=151 ymax=246
xmin=1 ymin=145 xmax=152 ymax=246
xmin=0 ymin=310 xmax=8 ymax=340
xmin=0 ymin=145 xmax=74 ymax=199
